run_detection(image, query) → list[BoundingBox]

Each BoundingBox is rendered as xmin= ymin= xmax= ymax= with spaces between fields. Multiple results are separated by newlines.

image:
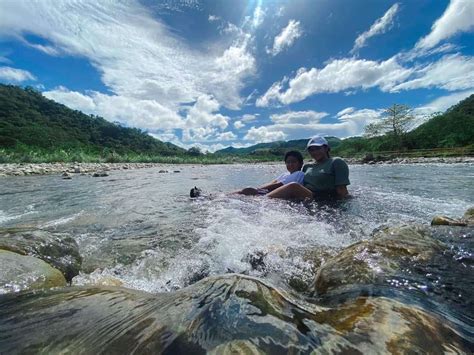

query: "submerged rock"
xmin=0 ymin=229 xmax=82 ymax=282
xmin=431 ymin=215 xmax=467 ymax=226
xmin=313 ymin=225 xmax=444 ymax=294
xmin=0 ymin=250 xmax=66 ymax=294
xmin=463 ymin=207 xmax=474 ymax=225
xmin=0 ymin=274 xmax=470 ymax=353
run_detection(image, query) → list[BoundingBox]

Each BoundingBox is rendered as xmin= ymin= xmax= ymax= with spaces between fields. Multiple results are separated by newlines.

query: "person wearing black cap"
xmin=266 ymin=135 xmax=350 ymax=200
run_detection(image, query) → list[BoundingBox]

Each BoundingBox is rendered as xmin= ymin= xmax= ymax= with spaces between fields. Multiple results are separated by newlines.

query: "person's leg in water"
xmin=265 ymin=182 xmax=313 ymax=199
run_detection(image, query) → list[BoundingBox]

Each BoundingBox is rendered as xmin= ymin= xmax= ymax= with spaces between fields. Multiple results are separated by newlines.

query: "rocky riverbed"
xmin=0 ymin=162 xmax=183 ymax=177
xmin=0 ymin=208 xmax=473 ymax=352
xmin=0 ymin=156 xmax=473 ymax=177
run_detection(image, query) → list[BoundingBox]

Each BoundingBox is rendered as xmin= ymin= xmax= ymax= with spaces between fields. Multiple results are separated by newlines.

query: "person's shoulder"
xmin=331 ymin=157 xmax=348 ymax=165
xmin=303 ymin=162 xmax=315 ymax=170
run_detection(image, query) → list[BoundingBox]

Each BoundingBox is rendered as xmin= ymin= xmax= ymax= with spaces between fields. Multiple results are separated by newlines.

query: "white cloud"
xmin=391 ymin=54 xmax=474 ymax=92
xmin=0 ymin=66 xmax=36 ymax=82
xmin=44 ymin=87 xmax=184 ymax=130
xmin=270 ymin=110 xmax=328 ymax=124
xmin=351 ymin=3 xmax=399 ymax=54
xmin=258 ymin=57 xmax=412 ymax=106
xmin=234 ymin=120 xmax=245 ymax=129
xmin=269 ymin=20 xmax=302 ymax=56
xmin=337 ymin=107 xmax=355 ymax=116
xmin=149 ymin=131 xmax=179 ymax=144
xmin=413 ymin=90 xmax=474 ymax=117
xmin=216 ymin=131 xmax=237 ymax=141
xmin=184 ymin=94 xmax=229 ymax=130
xmin=416 ymin=0 xmax=474 ymax=51
xmin=0 ymin=0 xmax=256 ymax=112
xmin=208 ymin=15 xmax=220 ymax=22
xmin=211 ymin=42 xmax=256 ymax=109
xmin=241 ymin=114 xmax=259 ymax=122
xmin=244 ymin=126 xmax=287 ymax=142
xmin=256 ymin=80 xmax=285 ymax=107
xmin=252 ymin=6 xmax=265 ymax=28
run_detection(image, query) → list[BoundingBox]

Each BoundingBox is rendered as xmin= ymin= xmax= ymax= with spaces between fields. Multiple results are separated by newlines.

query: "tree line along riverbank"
xmin=1 ymin=84 xmax=473 ymax=164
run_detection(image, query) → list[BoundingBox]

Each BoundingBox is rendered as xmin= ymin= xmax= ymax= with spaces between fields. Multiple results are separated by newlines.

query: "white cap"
xmin=307 ymin=135 xmax=328 ymax=148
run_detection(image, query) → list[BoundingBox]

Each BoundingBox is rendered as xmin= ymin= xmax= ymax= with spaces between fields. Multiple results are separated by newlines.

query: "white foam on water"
xmin=100 ymin=195 xmax=360 ymax=294
xmin=0 ymin=208 xmax=38 ymax=226
xmin=0 ymin=210 xmax=15 ymax=224
xmin=41 ymin=211 xmax=84 ymax=228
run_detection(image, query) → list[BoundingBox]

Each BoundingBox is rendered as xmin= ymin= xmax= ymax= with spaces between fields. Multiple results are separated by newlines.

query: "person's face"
xmin=285 ymin=156 xmax=302 ymax=173
xmin=308 ymin=145 xmax=329 ymax=161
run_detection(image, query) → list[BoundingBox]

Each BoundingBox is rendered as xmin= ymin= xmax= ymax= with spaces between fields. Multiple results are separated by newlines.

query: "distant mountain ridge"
xmin=216 ymin=137 xmax=342 ymax=155
xmin=0 ymin=84 xmax=185 ymax=156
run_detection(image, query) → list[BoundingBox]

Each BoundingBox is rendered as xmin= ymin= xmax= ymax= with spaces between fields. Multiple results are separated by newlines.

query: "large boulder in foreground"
xmin=0 ymin=274 xmax=470 ymax=353
xmin=0 ymin=250 xmax=66 ymax=294
xmin=313 ymin=225 xmax=444 ymax=294
xmin=0 ymin=229 xmax=82 ymax=282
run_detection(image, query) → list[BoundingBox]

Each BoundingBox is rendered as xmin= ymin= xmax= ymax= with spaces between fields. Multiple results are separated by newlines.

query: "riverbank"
xmin=0 ymin=162 xmax=184 ymax=177
xmin=0 ymin=156 xmax=473 ymax=177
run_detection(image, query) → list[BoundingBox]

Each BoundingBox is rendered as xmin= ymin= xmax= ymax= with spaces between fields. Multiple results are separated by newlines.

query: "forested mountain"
xmin=0 ymin=84 xmax=184 ymax=156
xmin=215 ymin=137 xmax=342 ymax=156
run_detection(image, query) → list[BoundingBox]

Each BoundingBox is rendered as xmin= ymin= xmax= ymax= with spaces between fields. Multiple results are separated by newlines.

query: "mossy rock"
xmin=0 ymin=228 xmax=82 ymax=282
xmin=463 ymin=207 xmax=474 ymax=225
xmin=0 ymin=250 xmax=66 ymax=293
xmin=313 ymin=225 xmax=444 ymax=294
xmin=0 ymin=274 xmax=469 ymax=353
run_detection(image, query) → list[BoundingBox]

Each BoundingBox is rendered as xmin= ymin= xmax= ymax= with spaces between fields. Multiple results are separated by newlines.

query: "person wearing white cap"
xmin=266 ymin=135 xmax=350 ymax=199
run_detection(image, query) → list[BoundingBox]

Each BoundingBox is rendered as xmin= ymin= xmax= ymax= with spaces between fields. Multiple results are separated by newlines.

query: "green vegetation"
xmin=0 ymin=84 xmax=185 ymax=158
xmin=332 ymin=95 xmax=474 ymax=158
xmin=0 ymin=84 xmax=472 ymax=163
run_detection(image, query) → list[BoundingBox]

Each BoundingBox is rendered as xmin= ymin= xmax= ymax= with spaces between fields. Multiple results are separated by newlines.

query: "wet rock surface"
xmin=0 ymin=274 xmax=470 ymax=353
xmin=0 ymin=250 xmax=66 ymax=294
xmin=0 ymin=229 xmax=82 ymax=282
xmin=313 ymin=225 xmax=445 ymax=295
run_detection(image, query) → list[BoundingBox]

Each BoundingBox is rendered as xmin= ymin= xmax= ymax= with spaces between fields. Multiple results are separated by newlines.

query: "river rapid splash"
xmin=0 ymin=163 xmax=473 ymax=353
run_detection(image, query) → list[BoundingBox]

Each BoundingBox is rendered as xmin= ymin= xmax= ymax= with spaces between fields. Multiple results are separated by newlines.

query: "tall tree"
xmin=364 ymin=104 xmax=414 ymax=149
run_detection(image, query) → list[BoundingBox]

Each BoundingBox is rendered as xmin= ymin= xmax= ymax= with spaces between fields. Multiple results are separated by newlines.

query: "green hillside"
xmin=0 ymin=84 xmax=184 ymax=156
xmin=332 ymin=94 xmax=474 ymax=157
xmin=215 ymin=137 xmax=342 ymax=156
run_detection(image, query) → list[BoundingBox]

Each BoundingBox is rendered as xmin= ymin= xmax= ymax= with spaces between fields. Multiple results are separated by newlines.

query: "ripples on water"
xmin=0 ymin=163 xmax=473 ymax=345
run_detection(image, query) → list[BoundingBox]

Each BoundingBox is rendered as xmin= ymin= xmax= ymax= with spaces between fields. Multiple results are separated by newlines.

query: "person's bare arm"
xmin=258 ymin=180 xmax=283 ymax=192
xmin=335 ymin=185 xmax=349 ymax=199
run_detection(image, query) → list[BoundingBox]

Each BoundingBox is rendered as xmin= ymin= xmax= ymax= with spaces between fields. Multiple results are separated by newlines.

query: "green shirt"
xmin=303 ymin=157 xmax=350 ymax=193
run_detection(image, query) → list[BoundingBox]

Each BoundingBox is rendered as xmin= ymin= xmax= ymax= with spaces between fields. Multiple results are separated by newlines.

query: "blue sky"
xmin=0 ymin=0 xmax=473 ymax=152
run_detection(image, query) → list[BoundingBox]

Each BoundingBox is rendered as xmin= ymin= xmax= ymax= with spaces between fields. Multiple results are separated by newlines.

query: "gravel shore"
xmin=0 ymin=156 xmax=473 ymax=177
xmin=0 ymin=162 xmax=183 ymax=177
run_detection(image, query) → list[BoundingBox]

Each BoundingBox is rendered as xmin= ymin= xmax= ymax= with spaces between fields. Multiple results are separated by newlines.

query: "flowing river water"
xmin=0 ymin=163 xmax=473 ymax=353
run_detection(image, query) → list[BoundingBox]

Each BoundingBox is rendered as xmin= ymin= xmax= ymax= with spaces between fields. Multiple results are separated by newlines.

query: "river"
xmin=0 ymin=163 xmax=473 ymax=352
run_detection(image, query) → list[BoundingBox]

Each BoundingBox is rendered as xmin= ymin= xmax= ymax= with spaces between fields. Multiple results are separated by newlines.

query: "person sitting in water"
xmin=235 ymin=150 xmax=305 ymax=196
xmin=266 ymin=136 xmax=350 ymax=200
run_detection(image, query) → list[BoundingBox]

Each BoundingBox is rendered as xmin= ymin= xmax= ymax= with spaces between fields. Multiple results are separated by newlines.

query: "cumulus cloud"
xmin=269 ymin=20 xmax=302 ymax=56
xmin=241 ymin=114 xmax=259 ymax=122
xmin=0 ymin=66 xmax=36 ymax=82
xmin=270 ymin=110 xmax=328 ymax=124
xmin=244 ymin=126 xmax=287 ymax=142
xmin=44 ymin=87 xmax=184 ymax=130
xmin=391 ymin=54 xmax=474 ymax=92
xmin=416 ymin=0 xmax=474 ymax=51
xmin=413 ymin=90 xmax=474 ymax=117
xmin=351 ymin=3 xmax=399 ymax=54
xmin=257 ymin=57 xmax=412 ymax=106
xmin=216 ymin=131 xmax=237 ymax=141
xmin=234 ymin=120 xmax=245 ymax=129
